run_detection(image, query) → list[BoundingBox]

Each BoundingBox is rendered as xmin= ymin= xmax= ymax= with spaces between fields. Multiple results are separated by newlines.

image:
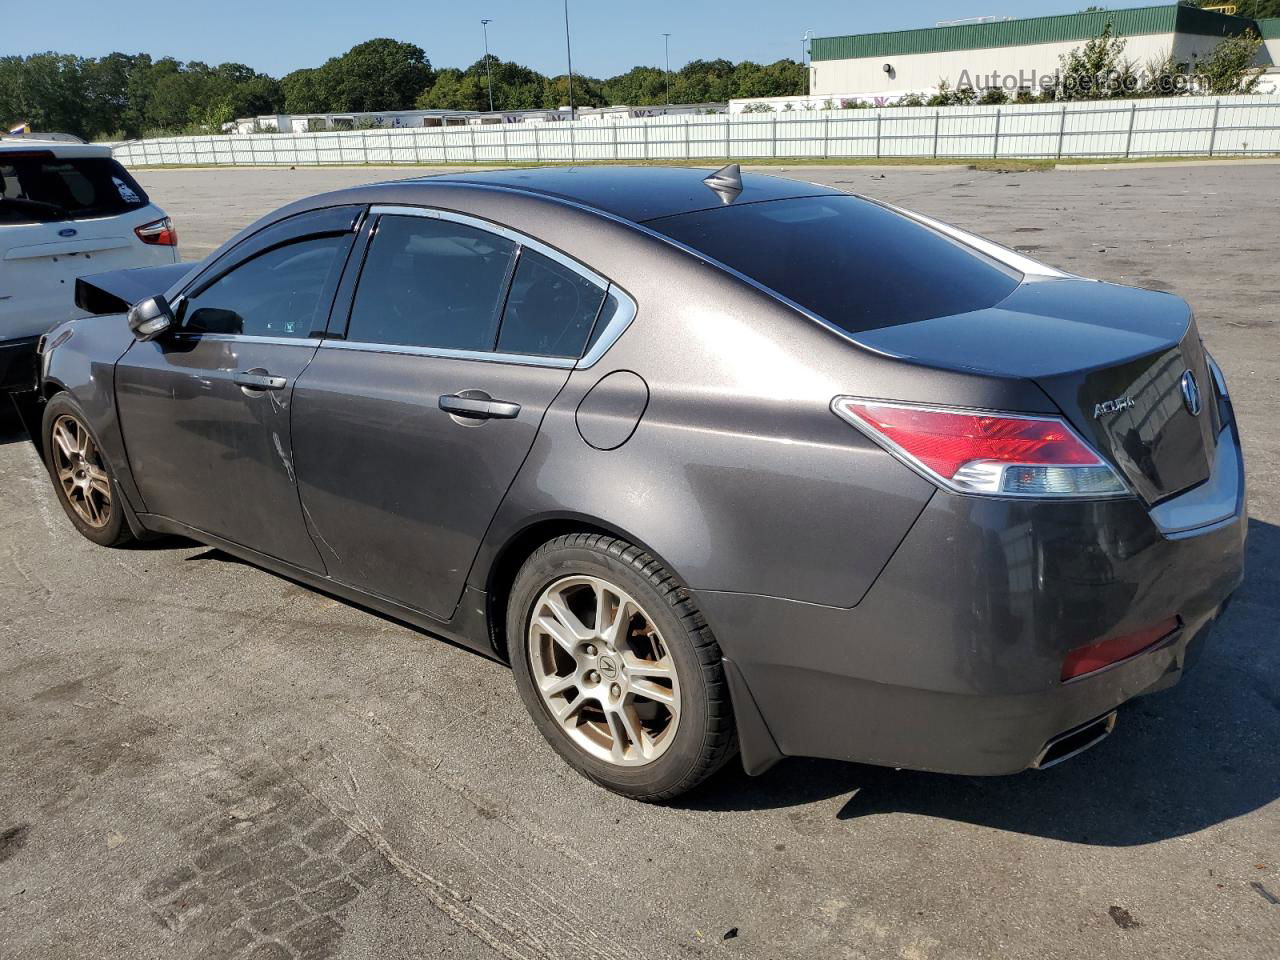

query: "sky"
xmin=10 ymin=1 xmax=1107 ymax=78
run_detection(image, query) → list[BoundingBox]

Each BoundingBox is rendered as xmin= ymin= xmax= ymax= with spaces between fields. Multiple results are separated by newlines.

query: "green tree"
xmin=1056 ymin=23 xmax=1134 ymax=99
xmin=1197 ymin=30 xmax=1266 ymax=94
xmin=280 ymin=68 xmax=331 ymax=113
xmin=543 ymin=74 xmax=606 ymax=109
xmin=602 ymin=66 xmax=667 ymax=105
xmin=416 ymin=68 xmax=486 ymax=110
xmin=320 ymin=39 xmax=434 ymax=112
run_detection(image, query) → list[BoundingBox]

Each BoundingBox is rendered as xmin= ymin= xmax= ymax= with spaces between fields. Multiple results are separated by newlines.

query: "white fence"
xmin=111 ymin=96 xmax=1280 ymax=167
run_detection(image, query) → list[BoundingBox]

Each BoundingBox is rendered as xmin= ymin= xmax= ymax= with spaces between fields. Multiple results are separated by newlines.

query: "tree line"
xmin=0 ymin=39 xmax=807 ymax=141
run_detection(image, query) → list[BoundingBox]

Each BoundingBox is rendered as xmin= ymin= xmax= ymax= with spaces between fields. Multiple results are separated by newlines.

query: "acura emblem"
xmin=1180 ymin=370 xmax=1202 ymax=416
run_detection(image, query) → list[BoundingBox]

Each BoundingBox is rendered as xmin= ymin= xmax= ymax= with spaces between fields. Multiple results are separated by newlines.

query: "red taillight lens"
xmin=832 ymin=398 xmax=1128 ymax=498
xmin=135 ymin=216 xmax=177 ymax=246
xmin=1061 ymin=617 xmax=1180 ymax=680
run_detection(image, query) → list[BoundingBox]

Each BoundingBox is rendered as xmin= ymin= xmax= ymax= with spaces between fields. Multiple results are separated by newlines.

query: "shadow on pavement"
xmin=683 ymin=518 xmax=1279 ymax=846
xmin=88 ymin=490 xmax=1280 ymax=847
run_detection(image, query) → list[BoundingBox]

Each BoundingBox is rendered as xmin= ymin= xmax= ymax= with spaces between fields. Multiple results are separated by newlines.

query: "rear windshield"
xmin=647 ymin=195 xmax=1021 ymax=334
xmin=0 ymin=154 xmax=149 ymax=225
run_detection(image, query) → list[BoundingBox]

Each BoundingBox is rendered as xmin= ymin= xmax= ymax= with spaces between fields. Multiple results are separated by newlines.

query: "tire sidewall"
xmin=41 ymin=394 xmax=127 ymax=547
xmin=509 ymin=541 xmax=715 ymax=798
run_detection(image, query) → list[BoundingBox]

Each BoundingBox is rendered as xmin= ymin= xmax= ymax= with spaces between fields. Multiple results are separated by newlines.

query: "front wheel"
xmin=41 ymin=394 xmax=133 ymax=548
xmin=509 ymin=534 xmax=736 ymax=801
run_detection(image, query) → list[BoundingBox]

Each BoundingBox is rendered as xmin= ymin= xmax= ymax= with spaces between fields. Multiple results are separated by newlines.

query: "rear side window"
xmin=347 ymin=215 xmax=517 ymax=351
xmin=179 ymin=235 xmax=352 ymax=338
xmin=0 ymin=154 xmax=150 ymax=224
xmin=647 ymin=195 xmax=1021 ymax=334
xmin=497 ymin=249 xmax=607 ymax=358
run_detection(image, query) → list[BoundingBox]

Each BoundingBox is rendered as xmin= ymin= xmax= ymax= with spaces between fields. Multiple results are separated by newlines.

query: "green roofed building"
xmin=807 ymin=4 xmax=1277 ymax=98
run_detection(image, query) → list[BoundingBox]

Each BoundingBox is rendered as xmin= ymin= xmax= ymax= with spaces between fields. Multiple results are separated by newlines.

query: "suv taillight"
xmin=832 ymin=397 xmax=1128 ymax=498
xmin=135 ymin=216 xmax=177 ymax=246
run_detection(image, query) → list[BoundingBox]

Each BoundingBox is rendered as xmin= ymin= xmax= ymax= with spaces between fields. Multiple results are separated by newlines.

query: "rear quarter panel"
xmin=444 ymin=189 xmax=1055 ymax=613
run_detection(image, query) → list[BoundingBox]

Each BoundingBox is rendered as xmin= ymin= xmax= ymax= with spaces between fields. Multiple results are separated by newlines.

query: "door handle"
xmin=233 ymin=370 xmax=288 ymax=391
xmin=439 ymin=393 xmax=521 ymax=420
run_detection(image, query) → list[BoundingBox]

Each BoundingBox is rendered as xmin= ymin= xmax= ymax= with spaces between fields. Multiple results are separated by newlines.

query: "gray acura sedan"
xmin=17 ymin=166 xmax=1245 ymax=800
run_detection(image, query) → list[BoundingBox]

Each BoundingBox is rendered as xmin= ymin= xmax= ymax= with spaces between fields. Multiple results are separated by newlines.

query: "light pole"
xmin=563 ymin=0 xmax=576 ymax=119
xmin=662 ymin=33 xmax=671 ymax=105
xmin=480 ymin=19 xmax=494 ymax=113
xmin=801 ymin=30 xmax=811 ymax=67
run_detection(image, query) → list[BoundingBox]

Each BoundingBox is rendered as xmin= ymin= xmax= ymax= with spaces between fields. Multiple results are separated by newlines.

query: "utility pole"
xmin=662 ymin=33 xmax=672 ymax=105
xmin=801 ymin=29 xmax=812 ymax=67
xmin=563 ymin=0 xmax=576 ymax=119
xmin=480 ymin=19 xmax=494 ymax=113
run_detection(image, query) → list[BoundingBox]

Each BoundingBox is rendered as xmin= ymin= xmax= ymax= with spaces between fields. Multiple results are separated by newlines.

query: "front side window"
xmin=179 ymin=234 xmax=351 ymax=338
xmin=346 ymin=215 xmax=517 ymax=351
xmin=497 ymin=249 xmax=607 ymax=358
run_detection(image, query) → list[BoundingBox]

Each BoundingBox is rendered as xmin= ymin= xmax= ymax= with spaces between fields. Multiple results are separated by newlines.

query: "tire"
xmin=508 ymin=533 xmax=736 ymax=801
xmin=41 ymin=393 xmax=134 ymax=548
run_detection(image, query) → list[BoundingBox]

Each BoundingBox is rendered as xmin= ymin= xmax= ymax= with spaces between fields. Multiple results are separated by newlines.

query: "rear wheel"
xmin=509 ymin=533 xmax=736 ymax=801
xmin=42 ymin=394 xmax=133 ymax=547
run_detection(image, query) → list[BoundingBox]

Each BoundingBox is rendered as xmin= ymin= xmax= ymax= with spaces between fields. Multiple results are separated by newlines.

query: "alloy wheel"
xmin=527 ymin=574 xmax=681 ymax=767
xmin=51 ymin=414 xmax=112 ymax=529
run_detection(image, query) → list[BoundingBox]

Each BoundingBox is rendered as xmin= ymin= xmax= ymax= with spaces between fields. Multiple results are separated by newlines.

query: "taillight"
xmin=832 ymin=397 xmax=1128 ymax=498
xmin=135 ymin=216 xmax=177 ymax=246
xmin=1061 ymin=617 xmax=1179 ymax=680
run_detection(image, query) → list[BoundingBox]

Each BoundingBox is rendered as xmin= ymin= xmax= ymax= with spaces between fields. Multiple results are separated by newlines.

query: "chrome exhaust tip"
xmin=1032 ymin=711 xmax=1118 ymax=770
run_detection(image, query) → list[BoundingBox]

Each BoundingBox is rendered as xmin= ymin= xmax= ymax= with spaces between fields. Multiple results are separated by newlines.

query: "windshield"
xmin=0 ymin=154 xmax=150 ymax=225
xmin=646 ymin=195 xmax=1022 ymax=334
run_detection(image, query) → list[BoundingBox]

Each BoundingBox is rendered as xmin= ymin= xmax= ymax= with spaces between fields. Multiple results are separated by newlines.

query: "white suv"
xmin=1 ymin=139 xmax=177 ymax=389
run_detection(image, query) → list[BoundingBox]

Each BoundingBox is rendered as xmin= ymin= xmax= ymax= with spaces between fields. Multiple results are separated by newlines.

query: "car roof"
xmin=417 ymin=166 xmax=843 ymax=223
xmin=0 ymin=139 xmax=112 ymax=159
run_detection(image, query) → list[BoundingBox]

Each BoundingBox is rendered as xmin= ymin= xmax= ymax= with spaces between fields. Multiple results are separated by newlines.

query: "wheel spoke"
xmin=630 ymin=679 xmax=676 ymax=706
xmin=600 ymin=597 xmax=632 ymax=648
xmin=544 ymin=590 xmax=595 ymax=642
xmin=539 ymin=674 xmax=577 ymax=697
xmin=552 ymin=695 xmax=587 ymax=728
xmin=87 ymin=465 xmax=111 ymax=499
xmin=52 ymin=423 xmax=76 ymax=461
xmin=622 ymin=653 xmax=673 ymax=682
xmin=609 ymin=705 xmax=646 ymax=761
xmin=535 ymin=615 xmax=578 ymax=656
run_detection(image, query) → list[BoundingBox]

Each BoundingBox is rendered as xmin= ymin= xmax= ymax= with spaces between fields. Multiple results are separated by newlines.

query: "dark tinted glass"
xmin=181 ymin=235 xmax=350 ymax=338
xmin=347 ymin=215 xmax=517 ymax=351
xmin=648 ymin=196 xmax=1021 ymax=333
xmin=497 ymin=249 xmax=607 ymax=358
xmin=0 ymin=156 xmax=149 ymax=224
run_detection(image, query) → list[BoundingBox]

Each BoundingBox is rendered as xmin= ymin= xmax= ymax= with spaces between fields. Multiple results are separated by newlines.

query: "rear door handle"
xmin=439 ymin=393 xmax=521 ymax=420
xmin=233 ymin=370 xmax=288 ymax=391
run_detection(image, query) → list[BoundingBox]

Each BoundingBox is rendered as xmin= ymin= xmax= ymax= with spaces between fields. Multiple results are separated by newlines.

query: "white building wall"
xmin=810 ymin=32 xmax=1248 ymax=97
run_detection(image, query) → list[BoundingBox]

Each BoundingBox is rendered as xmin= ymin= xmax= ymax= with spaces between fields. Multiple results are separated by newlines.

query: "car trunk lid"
xmin=852 ymin=277 xmax=1214 ymax=505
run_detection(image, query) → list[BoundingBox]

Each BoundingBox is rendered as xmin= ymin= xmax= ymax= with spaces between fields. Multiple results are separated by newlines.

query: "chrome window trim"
xmin=168 ymin=331 xmax=323 ymax=347
xmin=318 ymin=339 xmax=576 ymax=369
xmin=578 ymin=286 xmax=636 ymax=369
xmin=347 ymin=203 xmax=635 ymax=368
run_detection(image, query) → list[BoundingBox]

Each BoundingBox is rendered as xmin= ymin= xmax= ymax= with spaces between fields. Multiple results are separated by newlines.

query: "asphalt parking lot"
xmin=2 ymin=162 xmax=1278 ymax=960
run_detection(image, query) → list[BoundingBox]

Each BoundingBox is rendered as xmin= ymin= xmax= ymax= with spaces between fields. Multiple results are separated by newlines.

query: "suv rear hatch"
xmin=646 ymin=191 xmax=1212 ymax=505
xmin=2 ymin=149 xmax=167 ymax=336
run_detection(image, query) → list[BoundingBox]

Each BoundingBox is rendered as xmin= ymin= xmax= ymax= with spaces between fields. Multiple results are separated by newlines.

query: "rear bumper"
xmin=701 ymin=437 xmax=1246 ymax=776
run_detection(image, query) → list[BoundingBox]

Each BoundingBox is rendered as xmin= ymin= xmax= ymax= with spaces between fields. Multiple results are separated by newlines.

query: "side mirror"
xmin=127 ymin=295 xmax=174 ymax=341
